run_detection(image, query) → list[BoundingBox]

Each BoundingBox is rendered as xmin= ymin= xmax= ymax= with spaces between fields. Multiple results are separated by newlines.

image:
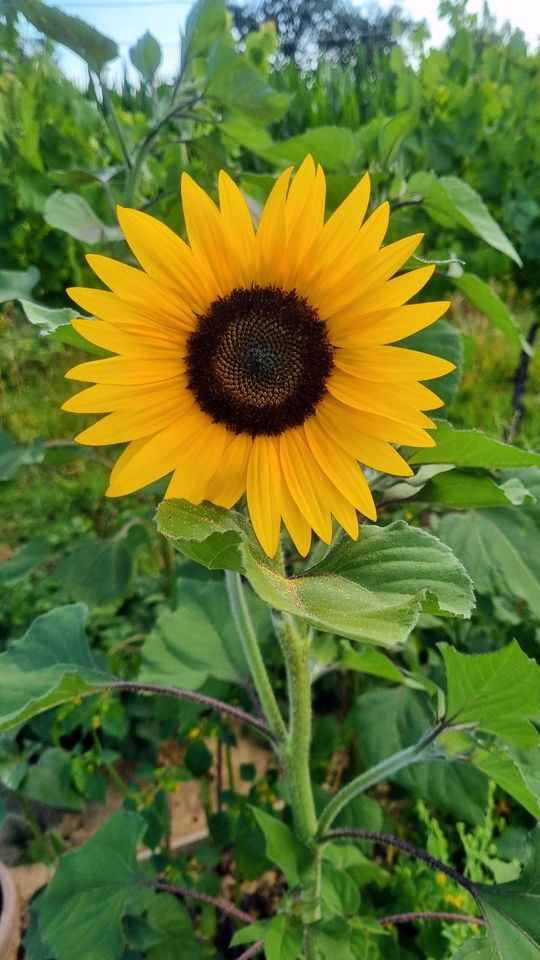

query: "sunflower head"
xmin=63 ymin=156 xmax=453 ymax=557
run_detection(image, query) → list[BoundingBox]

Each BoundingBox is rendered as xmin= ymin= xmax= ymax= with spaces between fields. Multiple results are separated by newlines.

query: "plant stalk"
xmin=225 ymin=572 xmax=287 ymax=743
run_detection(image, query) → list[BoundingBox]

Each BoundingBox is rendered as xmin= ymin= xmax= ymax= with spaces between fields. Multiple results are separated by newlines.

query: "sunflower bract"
xmin=63 ymin=156 xmax=454 ymax=557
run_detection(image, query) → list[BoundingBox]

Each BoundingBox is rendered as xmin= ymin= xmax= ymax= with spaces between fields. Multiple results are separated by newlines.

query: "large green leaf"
xmin=453 ymin=274 xmax=521 ymax=344
xmin=55 ymin=531 xmax=141 ymax=606
xmin=44 ymin=191 xmax=120 ymax=244
xmin=417 ymin=471 xmax=534 ymax=509
xmin=139 ymin=579 xmax=251 ymax=689
xmin=15 ymin=0 xmax=118 ymax=74
xmin=472 ymin=745 xmax=540 ymax=819
xmin=476 ymin=827 xmax=540 ymax=959
xmin=129 ymin=31 xmax=161 ymax=84
xmin=22 ymin=747 xmax=84 ymax=812
xmin=181 ymin=0 xmax=227 ymax=64
xmin=353 ymin=688 xmax=489 ymax=824
xmin=410 ymin=422 xmax=540 ymax=468
xmin=408 ymin=172 xmax=521 ymax=265
xmin=264 ymin=914 xmax=303 ymax=960
xmin=378 ymin=110 xmax=417 ymax=165
xmin=155 ymin=500 xmax=244 ymax=573
xmin=438 ymin=509 xmax=540 ymax=615
xmin=263 ymin=127 xmax=360 ymax=172
xmin=441 ymin=642 xmax=540 ymax=747
xmin=38 ymin=811 xmax=147 ymax=960
xmin=0 ymin=537 xmax=50 ymax=584
xmin=206 ymin=41 xmax=291 ymax=124
xmin=449 ymin=939 xmax=496 ymax=959
xmin=0 ymin=604 xmax=109 ymax=734
xmin=245 ymin=522 xmax=473 ymax=648
xmin=0 ymin=265 xmax=39 ymax=302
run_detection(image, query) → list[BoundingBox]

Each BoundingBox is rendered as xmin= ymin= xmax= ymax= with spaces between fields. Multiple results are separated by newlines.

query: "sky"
xmin=18 ymin=0 xmax=540 ymax=85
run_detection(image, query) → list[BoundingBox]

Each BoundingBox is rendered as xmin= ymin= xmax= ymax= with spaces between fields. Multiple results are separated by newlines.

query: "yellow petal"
xmin=106 ymin=408 xmax=208 ymax=496
xmin=246 ymin=436 xmax=282 ymax=557
xmin=332 ymin=302 xmax=451 ymax=347
xmin=206 ymin=431 xmax=252 ymax=508
xmin=75 ymin=391 xmax=192 ymax=445
xmin=279 ymin=429 xmax=333 ymax=543
xmin=86 ymin=255 xmax=195 ymax=330
xmin=254 ymin=167 xmax=292 ymax=286
xmin=315 ymin=400 xmax=413 ymax=475
xmin=66 ymin=356 xmax=183 ymax=385
xmin=71 ymin=320 xmax=184 ymax=358
xmin=303 ymin=419 xmax=377 ymax=519
xmin=62 ymin=379 xmax=186 ymax=413
xmin=318 ymin=233 xmax=423 ymax=320
xmin=328 ymin=369 xmax=436 ymax=427
xmin=181 ymin=173 xmax=241 ymax=296
xmin=165 ymin=420 xmax=228 ymax=503
xmin=218 ymin=171 xmax=256 ymax=285
xmin=334 ymin=344 xmax=455 ymax=382
xmin=283 ymin=163 xmax=326 ymax=288
xmin=67 ymin=287 xmax=181 ymax=340
xmin=280 ymin=476 xmax=312 ymax=557
xmin=333 ymin=265 xmax=436 ymax=330
xmin=116 ymin=205 xmax=217 ymax=312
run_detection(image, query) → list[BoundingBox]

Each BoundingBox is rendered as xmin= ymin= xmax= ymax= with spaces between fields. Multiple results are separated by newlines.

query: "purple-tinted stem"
xmin=106 ymin=680 xmax=271 ymax=737
xmin=236 ymin=940 xmax=265 ymax=959
xmin=378 ymin=911 xmax=485 ymax=926
xmin=151 ymin=880 xmax=255 ymax=926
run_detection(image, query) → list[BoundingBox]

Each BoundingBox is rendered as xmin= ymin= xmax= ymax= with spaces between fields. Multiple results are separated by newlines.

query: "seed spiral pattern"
xmin=186 ymin=285 xmax=335 ymax=436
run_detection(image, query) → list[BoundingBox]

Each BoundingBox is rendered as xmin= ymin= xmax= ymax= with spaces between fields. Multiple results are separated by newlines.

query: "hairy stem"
xmin=317 ymin=725 xmax=443 ymax=836
xmin=106 ymin=680 xmax=271 ymax=738
xmin=236 ymin=941 xmax=265 ymax=960
xmin=225 ymin=572 xmax=287 ymax=742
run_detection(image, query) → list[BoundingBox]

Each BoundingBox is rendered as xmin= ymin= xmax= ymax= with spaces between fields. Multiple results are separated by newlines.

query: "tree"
xmin=228 ymin=0 xmax=412 ymax=67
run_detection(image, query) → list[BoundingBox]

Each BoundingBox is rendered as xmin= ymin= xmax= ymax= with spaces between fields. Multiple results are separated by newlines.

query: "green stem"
xmin=225 ymin=572 xmax=287 ymax=743
xmin=317 ymin=726 xmax=442 ymax=837
xmin=161 ymin=536 xmax=178 ymax=609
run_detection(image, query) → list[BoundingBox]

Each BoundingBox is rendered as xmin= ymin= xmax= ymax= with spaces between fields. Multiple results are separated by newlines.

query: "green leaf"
xmin=472 ymin=745 xmax=540 ymax=819
xmin=155 ymin=500 xmax=244 ymax=573
xmin=441 ymin=642 xmax=540 ymax=747
xmin=18 ymin=298 xmax=79 ymax=331
xmin=231 ymin=920 xmax=270 ymax=947
xmin=244 ymin=522 xmax=473 ymax=649
xmin=129 ymin=31 xmax=161 ymax=83
xmin=0 ymin=604 xmax=109 ymax=734
xmin=55 ymin=532 xmax=137 ymax=606
xmin=378 ymin=110 xmax=417 ymax=165
xmin=0 ymin=431 xmax=44 ymax=481
xmin=418 ymin=471 xmax=535 ymax=509
xmin=206 ymin=41 xmax=291 ymax=124
xmin=145 ymin=892 xmax=199 ymax=960
xmin=263 ymin=127 xmax=359 ymax=172
xmin=0 ymin=265 xmax=39 ymax=302
xmin=23 ymin=747 xmax=84 ymax=812
xmin=449 ymin=939 xmax=496 ymax=959
xmin=264 ymin=914 xmax=303 ymax=960
xmin=438 ymin=509 xmax=540 ymax=615
xmin=181 ymin=0 xmax=227 ymax=64
xmin=311 ymin=917 xmax=355 ymax=959
xmin=399 ymin=319 xmax=463 ymax=405
xmin=15 ymin=0 xmax=118 ymax=74
xmin=321 ymin=861 xmax=360 ymax=916
xmin=354 ymin=688 xmax=489 ymax=824
xmin=409 ymin=171 xmax=521 ymax=265
xmin=39 ymin=811 xmax=146 ymax=960
xmin=411 ymin=422 xmax=540 ymax=468
xmin=44 ymin=191 xmax=120 ymax=244
xmin=252 ymin=808 xmax=311 ymax=888
xmin=476 ymin=827 xmax=540 ymax=958
xmin=453 ymin=274 xmax=521 ymax=343
xmin=0 ymin=537 xmax=50 ymax=584
xmin=139 ymin=580 xmax=248 ymax=689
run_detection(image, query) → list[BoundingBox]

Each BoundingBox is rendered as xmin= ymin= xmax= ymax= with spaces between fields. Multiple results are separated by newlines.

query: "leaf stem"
xmin=236 ymin=941 xmax=265 ymax=960
xmin=225 ymin=572 xmax=287 ymax=743
xmin=106 ymin=680 xmax=272 ymax=739
xmin=378 ymin=911 xmax=484 ymax=926
xmin=150 ymin=880 xmax=255 ymax=925
xmin=324 ymin=829 xmax=478 ymax=897
xmin=100 ymin=82 xmax=133 ymax=170
xmin=316 ymin=725 xmax=443 ymax=836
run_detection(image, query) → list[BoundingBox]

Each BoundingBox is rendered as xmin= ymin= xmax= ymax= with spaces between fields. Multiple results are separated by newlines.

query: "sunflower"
xmin=63 ymin=156 xmax=453 ymax=557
